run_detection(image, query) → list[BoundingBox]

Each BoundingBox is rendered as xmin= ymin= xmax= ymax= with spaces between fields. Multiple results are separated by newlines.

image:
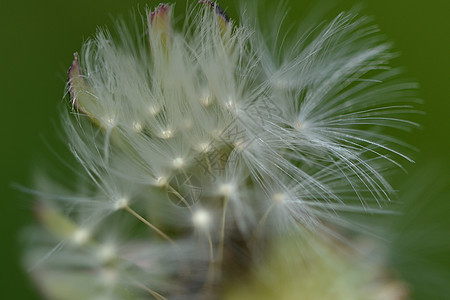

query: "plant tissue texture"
xmin=23 ymin=1 xmax=417 ymax=299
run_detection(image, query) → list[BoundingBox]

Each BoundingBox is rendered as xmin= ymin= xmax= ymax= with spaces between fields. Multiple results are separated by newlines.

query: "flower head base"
xmin=24 ymin=1 xmax=416 ymax=299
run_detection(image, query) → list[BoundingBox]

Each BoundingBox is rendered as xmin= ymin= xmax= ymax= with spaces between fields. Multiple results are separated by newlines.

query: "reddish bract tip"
xmin=199 ymin=0 xmax=229 ymax=22
xmin=150 ymin=3 xmax=171 ymax=24
xmin=67 ymin=53 xmax=81 ymax=108
xmin=67 ymin=53 xmax=92 ymax=115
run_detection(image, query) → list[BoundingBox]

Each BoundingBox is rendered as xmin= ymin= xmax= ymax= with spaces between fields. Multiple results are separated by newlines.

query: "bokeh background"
xmin=1 ymin=0 xmax=449 ymax=299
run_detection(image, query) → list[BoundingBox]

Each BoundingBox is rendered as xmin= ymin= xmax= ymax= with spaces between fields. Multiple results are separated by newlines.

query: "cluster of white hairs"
xmin=24 ymin=1 xmax=417 ymax=299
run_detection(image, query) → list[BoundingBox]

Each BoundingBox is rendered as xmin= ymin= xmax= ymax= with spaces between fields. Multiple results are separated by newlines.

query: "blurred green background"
xmin=1 ymin=0 xmax=449 ymax=299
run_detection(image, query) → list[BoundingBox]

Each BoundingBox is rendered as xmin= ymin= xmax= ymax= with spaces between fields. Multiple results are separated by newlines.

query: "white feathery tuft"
xmin=24 ymin=1 xmax=417 ymax=299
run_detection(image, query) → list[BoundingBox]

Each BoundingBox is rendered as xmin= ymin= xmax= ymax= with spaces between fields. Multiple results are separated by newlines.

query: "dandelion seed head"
xmin=192 ymin=209 xmax=211 ymax=230
xmin=272 ymin=193 xmax=287 ymax=205
xmin=148 ymin=105 xmax=161 ymax=116
xmin=218 ymin=183 xmax=236 ymax=197
xmin=72 ymin=228 xmax=90 ymax=246
xmin=25 ymin=1 xmax=418 ymax=299
xmin=103 ymin=116 xmax=116 ymax=128
xmin=172 ymin=157 xmax=185 ymax=169
xmin=114 ymin=197 xmax=129 ymax=211
xmin=294 ymin=120 xmax=304 ymax=130
xmin=159 ymin=128 xmax=174 ymax=139
xmin=155 ymin=175 xmax=169 ymax=187
xmin=132 ymin=121 xmax=143 ymax=132
xmin=97 ymin=244 xmax=116 ymax=263
xmin=224 ymin=96 xmax=235 ymax=110
xmin=200 ymin=93 xmax=213 ymax=107
xmin=197 ymin=142 xmax=211 ymax=153
xmin=233 ymin=138 xmax=247 ymax=151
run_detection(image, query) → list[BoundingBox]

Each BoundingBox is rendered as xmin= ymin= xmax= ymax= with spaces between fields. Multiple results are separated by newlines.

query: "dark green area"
xmin=1 ymin=0 xmax=448 ymax=299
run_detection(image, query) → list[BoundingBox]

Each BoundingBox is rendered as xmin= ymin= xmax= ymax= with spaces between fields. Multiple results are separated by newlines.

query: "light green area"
xmin=1 ymin=0 xmax=448 ymax=299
